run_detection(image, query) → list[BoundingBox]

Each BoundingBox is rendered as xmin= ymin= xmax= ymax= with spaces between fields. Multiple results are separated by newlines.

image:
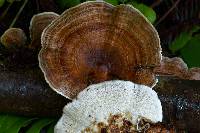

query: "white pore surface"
xmin=55 ymin=80 xmax=162 ymax=133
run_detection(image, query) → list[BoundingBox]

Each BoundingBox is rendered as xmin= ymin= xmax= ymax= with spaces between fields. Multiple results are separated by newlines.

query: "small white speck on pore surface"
xmin=55 ymin=80 xmax=163 ymax=133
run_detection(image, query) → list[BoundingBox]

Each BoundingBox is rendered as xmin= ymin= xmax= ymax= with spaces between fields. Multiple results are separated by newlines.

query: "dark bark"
xmin=155 ymin=77 xmax=200 ymax=132
xmin=0 ymin=67 xmax=199 ymax=132
xmin=0 ymin=67 xmax=69 ymax=118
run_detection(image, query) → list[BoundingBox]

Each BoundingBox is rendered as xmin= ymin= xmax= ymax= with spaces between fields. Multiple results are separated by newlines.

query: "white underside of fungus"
xmin=55 ymin=80 xmax=162 ymax=133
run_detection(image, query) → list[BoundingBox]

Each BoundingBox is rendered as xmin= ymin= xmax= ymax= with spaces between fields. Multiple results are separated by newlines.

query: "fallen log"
xmin=155 ymin=77 xmax=200 ymax=132
xmin=0 ymin=67 xmax=199 ymax=132
xmin=0 ymin=67 xmax=69 ymax=117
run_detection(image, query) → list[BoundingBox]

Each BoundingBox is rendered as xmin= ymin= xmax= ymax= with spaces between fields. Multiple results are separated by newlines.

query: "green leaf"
xmin=0 ymin=114 xmax=23 ymax=132
xmin=105 ymin=0 xmax=118 ymax=5
xmin=169 ymin=32 xmax=193 ymax=53
xmin=86 ymin=0 xmax=118 ymax=5
xmin=194 ymin=33 xmax=200 ymax=38
xmin=57 ymin=0 xmax=81 ymax=9
xmin=0 ymin=114 xmax=36 ymax=133
xmin=180 ymin=36 xmax=200 ymax=68
xmin=0 ymin=114 xmax=9 ymax=130
xmin=7 ymin=118 xmax=36 ymax=133
xmin=0 ymin=114 xmax=58 ymax=133
xmin=190 ymin=25 xmax=200 ymax=33
xmin=129 ymin=2 xmax=157 ymax=23
xmin=0 ymin=0 xmax=5 ymax=7
xmin=169 ymin=26 xmax=200 ymax=53
xmin=118 ymin=0 xmax=129 ymax=4
xmin=26 ymin=118 xmax=55 ymax=133
xmin=47 ymin=121 xmax=57 ymax=133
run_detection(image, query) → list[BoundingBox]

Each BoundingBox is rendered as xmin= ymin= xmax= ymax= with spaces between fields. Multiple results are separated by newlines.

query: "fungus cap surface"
xmin=1 ymin=28 xmax=27 ymax=48
xmin=39 ymin=1 xmax=161 ymax=99
xmin=29 ymin=12 xmax=59 ymax=49
xmin=155 ymin=56 xmax=200 ymax=80
xmin=55 ymin=80 xmax=162 ymax=133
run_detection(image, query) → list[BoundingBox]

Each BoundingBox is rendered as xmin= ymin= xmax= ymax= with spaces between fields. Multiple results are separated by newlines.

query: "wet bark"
xmin=155 ymin=77 xmax=200 ymax=132
xmin=0 ymin=67 xmax=199 ymax=132
xmin=0 ymin=67 xmax=69 ymax=118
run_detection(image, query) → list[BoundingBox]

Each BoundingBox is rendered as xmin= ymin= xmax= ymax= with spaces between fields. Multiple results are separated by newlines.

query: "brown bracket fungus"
xmin=1 ymin=28 xmax=27 ymax=48
xmin=55 ymin=80 xmax=162 ymax=133
xmin=154 ymin=56 xmax=200 ymax=80
xmin=39 ymin=1 xmax=161 ymax=99
xmin=29 ymin=12 xmax=59 ymax=49
xmin=154 ymin=56 xmax=188 ymax=77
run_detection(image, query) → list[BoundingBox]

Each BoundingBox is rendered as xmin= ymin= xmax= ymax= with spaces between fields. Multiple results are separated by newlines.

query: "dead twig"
xmin=155 ymin=0 xmax=181 ymax=26
xmin=9 ymin=0 xmax=28 ymax=28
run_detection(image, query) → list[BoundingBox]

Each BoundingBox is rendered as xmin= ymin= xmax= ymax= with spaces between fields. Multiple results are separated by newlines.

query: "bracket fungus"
xmin=154 ymin=56 xmax=200 ymax=80
xmin=1 ymin=28 xmax=27 ymax=48
xmin=29 ymin=12 xmax=59 ymax=49
xmin=39 ymin=1 xmax=161 ymax=99
xmin=55 ymin=80 xmax=162 ymax=133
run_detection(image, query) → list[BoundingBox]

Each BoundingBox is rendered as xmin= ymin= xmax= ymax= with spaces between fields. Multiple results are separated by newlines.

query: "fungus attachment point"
xmin=29 ymin=12 xmax=59 ymax=49
xmin=55 ymin=80 xmax=163 ymax=133
xmin=1 ymin=28 xmax=27 ymax=48
xmin=39 ymin=1 xmax=161 ymax=99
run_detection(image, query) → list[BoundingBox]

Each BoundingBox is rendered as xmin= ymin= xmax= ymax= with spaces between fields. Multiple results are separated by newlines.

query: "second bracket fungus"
xmin=1 ymin=28 xmax=27 ymax=48
xmin=29 ymin=12 xmax=59 ymax=49
xmin=155 ymin=56 xmax=200 ymax=80
xmin=39 ymin=1 xmax=161 ymax=99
